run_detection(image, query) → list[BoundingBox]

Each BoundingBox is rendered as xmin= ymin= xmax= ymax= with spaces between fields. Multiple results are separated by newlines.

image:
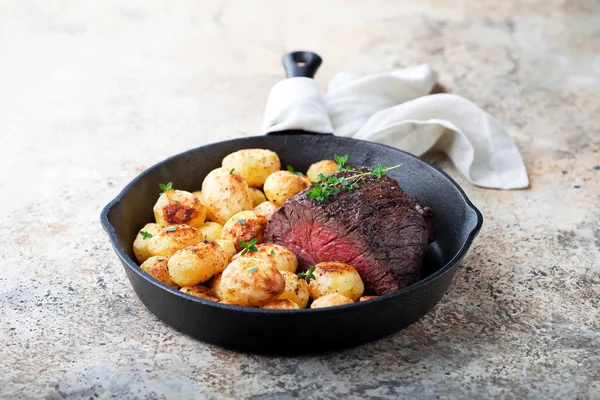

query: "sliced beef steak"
xmin=264 ymin=169 xmax=435 ymax=295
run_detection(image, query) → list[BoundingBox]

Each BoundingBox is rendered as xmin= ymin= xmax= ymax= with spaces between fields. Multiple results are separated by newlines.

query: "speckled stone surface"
xmin=1 ymin=0 xmax=599 ymax=399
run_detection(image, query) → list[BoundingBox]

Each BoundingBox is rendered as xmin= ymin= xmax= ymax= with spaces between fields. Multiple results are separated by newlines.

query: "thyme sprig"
xmin=298 ymin=266 xmax=316 ymax=284
xmin=238 ymin=238 xmax=258 ymax=255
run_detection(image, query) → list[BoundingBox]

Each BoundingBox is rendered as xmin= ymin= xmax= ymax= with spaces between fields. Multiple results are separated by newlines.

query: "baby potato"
xmin=140 ymin=256 xmax=179 ymax=288
xmin=154 ymin=190 xmax=206 ymax=228
xmin=262 ymin=299 xmax=300 ymax=310
xmin=360 ymin=296 xmax=378 ymax=302
xmin=220 ymin=258 xmax=285 ymax=307
xmin=147 ymin=224 xmax=204 ymax=257
xmin=306 ymin=160 xmax=339 ymax=182
xmin=253 ymin=201 xmax=278 ymax=219
xmin=167 ymin=242 xmax=229 ymax=287
xmin=198 ymin=222 xmax=223 ymax=241
xmin=201 ymin=168 xmax=253 ymax=224
xmin=133 ymin=223 xmax=161 ymax=263
xmin=233 ymin=243 xmax=298 ymax=273
xmin=208 ymin=273 xmax=225 ymax=301
xmin=180 ymin=285 xmax=220 ymax=302
xmin=278 ymin=271 xmax=309 ymax=308
xmin=222 ymin=149 xmax=281 ymax=188
xmin=215 ymin=239 xmax=236 ymax=261
xmin=308 ymin=262 xmax=364 ymax=301
xmin=310 ymin=293 xmax=354 ymax=309
xmin=248 ymin=188 xmax=267 ymax=207
xmin=263 ymin=171 xmax=309 ymax=206
xmin=192 ymin=191 xmax=203 ymax=205
xmin=220 ymin=211 xmax=267 ymax=251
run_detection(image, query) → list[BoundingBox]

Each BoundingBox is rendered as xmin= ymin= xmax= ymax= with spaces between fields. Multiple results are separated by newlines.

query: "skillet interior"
xmin=101 ymin=132 xmax=482 ymax=353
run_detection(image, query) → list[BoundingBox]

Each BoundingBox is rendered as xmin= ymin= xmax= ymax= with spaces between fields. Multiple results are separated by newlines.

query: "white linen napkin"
xmin=261 ymin=65 xmax=529 ymax=190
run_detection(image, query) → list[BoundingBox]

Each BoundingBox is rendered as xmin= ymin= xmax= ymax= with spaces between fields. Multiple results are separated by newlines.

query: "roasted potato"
xmin=248 ymin=188 xmax=267 ymax=207
xmin=140 ymin=256 xmax=179 ymax=288
xmin=147 ymin=224 xmax=204 ymax=257
xmin=278 ymin=271 xmax=309 ymax=308
xmin=263 ymin=171 xmax=309 ymax=206
xmin=192 ymin=190 xmax=203 ymax=205
xmin=154 ymin=190 xmax=206 ymax=228
xmin=306 ymin=160 xmax=339 ymax=182
xmin=167 ymin=242 xmax=229 ymax=287
xmin=201 ymin=168 xmax=253 ymax=224
xmin=261 ymin=299 xmax=300 ymax=310
xmin=221 ymin=149 xmax=281 ymax=188
xmin=208 ymin=273 xmax=225 ymax=301
xmin=220 ymin=211 xmax=267 ymax=251
xmin=133 ymin=223 xmax=162 ymax=263
xmin=232 ymin=243 xmax=298 ymax=273
xmin=220 ymin=258 xmax=285 ymax=307
xmin=310 ymin=293 xmax=354 ymax=308
xmin=359 ymin=296 xmax=377 ymax=302
xmin=253 ymin=201 xmax=278 ymax=219
xmin=215 ymin=239 xmax=237 ymax=261
xmin=198 ymin=222 xmax=223 ymax=241
xmin=308 ymin=262 xmax=364 ymax=301
xmin=180 ymin=285 xmax=220 ymax=302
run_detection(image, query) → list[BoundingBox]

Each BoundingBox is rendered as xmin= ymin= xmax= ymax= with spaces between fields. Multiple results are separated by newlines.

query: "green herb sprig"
xmin=238 ymin=238 xmax=258 ymax=255
xmin=286 ymin=165 xmax=303 ymax=176
xmin=298 ymin=266 xmax=316 ymax=284
xmin=229 ymin=168 xmax=235 ymax=175
xmin=165 ymin=226 xmax=177 ymax=232
xmin=246 ymin=266 xmax=258 ymax=273
xmin=140 ymin=231 xmax=153 ymax=240
xmin=159 ymin=182 xmax=174 ymax=193
xmin=238 ymin=219 xmax=246 ymax=225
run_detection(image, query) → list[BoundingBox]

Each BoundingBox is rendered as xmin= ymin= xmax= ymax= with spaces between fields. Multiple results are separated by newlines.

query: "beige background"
xmin=1 ymin=0 xmax=599 ymax=398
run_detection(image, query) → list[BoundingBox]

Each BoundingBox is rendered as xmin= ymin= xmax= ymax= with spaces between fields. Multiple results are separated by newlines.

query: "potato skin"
xmin=167 ymin=242 xmax=229 ymax=287
xmin=222 ymin=149 xmax=281 ymax=188
xmin=248 ymin=188 xmax=267 ymax=207
xmin=133 ymin=223 xmax=161 ymax=263
xmin=253 ymin=201 xmax=278 ymax=219
xmin=201 ymin=168 xmax=253 ymax=224
xmin=208 ymin=273 xmax=225 ymax=301
xmin=263 ymin=171 xmax=309 ymax=206
xmin=261 ymin=299 xmax=300 ymax=310
xmin=310 ymin=293 xmax=354 ymax=308
xmin=180 ymin=285 xmax=220 ymax=302
xmin=278 ymin=271 xmax=309 ymax=308
xmin=220 ymin=258 xmax=285 ymax=307
xmin=198 ymin=222 xmax=223 ymax=241
xmin=306 ymin=160 xmax=339 ymax=182
xmin=147 ymin=224 xmax=204 ymax=257
xmin=220 ymin=211 xmax=267 ymax=251
xmin=233 ymin=243 xmax=298 ymax=273
xmin=359 ymin=296 xmax=378 ymax=302
xmin=308 ymin=262 xmax=364 ymax=301
xmin=140 ymin=256 xmax=179 ymax=288
xmin=153 ymin=190 xmax=206 ymax=228
xmin=215 ymin=239 xmax=236 ymax=261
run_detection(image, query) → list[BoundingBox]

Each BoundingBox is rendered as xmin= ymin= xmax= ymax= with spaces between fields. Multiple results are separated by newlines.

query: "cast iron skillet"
xmin=101 ymin=52 xmax=483 ymax=354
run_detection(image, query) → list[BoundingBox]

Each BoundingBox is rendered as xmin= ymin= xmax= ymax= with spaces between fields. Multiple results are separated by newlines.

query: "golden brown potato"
xmin=133 ymin=223 xmax=162 ymax=263
xmin=300 ymin=175 xmax=312 ymax=187
xmin=192 ymin=190 xmax=203 ymax=205
xmin=263 ymin=171 xmax=309 ymax=206
xmin=147 ymin=224 xmax=204 ymax=257
xmin=167 ymin=242 xmax=229 ymax=287
xmin=201 ymin=168 xmax=253 ymax=224
xmin=278 ymin=271 xmax=309 ymax=308
xmin=180 ymin=285 xmax=220 ymax=302
xmin=215 ymin=239 xmax=236 ymax=261
xmin=306 ymin=160 xmax=339 ymax=182
xmin=261 ymin=299 xmax=300 ymax=310
xmin=198 ymin=222 xmax=223 ymax=241
xmin=220 ymin=211 xmax=267 ymax=251
xmin=253 ymin=201 xmax=278 ymax=219
xmin=220 ymin=258 xmax=285 ymax=307
xmin=140 ymin=256 xmax=179 ymax=288
xmin=208 ymin=273 xmax=225 ymax=300
xmin=153 ymin=190 xmax=206 ymax=228
xmin=221 ymin=149 xmax=281 ymax=188
xmin=359 ymin=296 xmax=378 ymax=302
xmin=310 ymin=293 xmax=354 ymax=308
xmin=232 ymin=243 xmax=298 ymax=273
xmin=248 ymin=188 xmax=267 ymax=207
xmin=308 ymin=262 xmax=364 ymax=301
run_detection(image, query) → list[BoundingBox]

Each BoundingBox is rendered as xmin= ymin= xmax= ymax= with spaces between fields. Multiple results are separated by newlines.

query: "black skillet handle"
xmin=282 ymin=51 xmax=323 ymax=79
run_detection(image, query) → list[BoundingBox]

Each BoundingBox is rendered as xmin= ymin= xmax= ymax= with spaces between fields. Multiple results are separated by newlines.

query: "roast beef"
xmin=264 ymin=169 xmax=435 ymax=295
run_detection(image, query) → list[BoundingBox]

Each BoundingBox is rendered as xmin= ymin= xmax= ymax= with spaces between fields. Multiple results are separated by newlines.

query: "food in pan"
xmin=132 ymin=149 xmax=435 ymax=309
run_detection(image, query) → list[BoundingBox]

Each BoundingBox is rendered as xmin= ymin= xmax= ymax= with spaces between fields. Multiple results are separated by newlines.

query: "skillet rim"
xmin=100 ymin=131 xmax=483 ymax=314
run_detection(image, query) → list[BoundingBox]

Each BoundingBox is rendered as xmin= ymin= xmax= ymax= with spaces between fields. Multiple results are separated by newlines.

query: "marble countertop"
xmin=2 ymin=0 xmax=598 ymax=398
